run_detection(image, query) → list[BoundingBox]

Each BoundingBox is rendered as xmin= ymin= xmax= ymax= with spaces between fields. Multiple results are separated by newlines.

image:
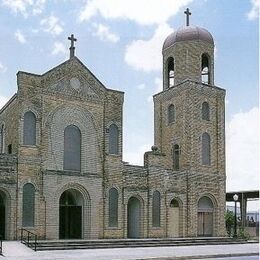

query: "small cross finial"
xmin=184 ymin=8 xmax=191 ymax=26
xmin=68 ymin=34 xmax=77 ymax=58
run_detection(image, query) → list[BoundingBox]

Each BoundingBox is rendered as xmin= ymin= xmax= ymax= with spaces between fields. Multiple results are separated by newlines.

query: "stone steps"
xmin=24 ymin=237 xmax=247 ymax=251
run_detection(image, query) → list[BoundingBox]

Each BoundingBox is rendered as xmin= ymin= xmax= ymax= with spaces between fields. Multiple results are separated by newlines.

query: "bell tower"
xmin=152 ymin=9 xmax=226 ymax=236
xmin=154 ymin=9 xmax=225 ymax=176
xmin=162 ymin=8 xmax=214 ymax=89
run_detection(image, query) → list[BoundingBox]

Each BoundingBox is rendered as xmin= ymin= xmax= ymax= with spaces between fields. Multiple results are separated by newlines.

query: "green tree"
xmin=225 ymin=210 xmax=235 ymax=237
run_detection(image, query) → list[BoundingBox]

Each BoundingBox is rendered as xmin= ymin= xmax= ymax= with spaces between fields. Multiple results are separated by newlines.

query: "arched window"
xmin=152 ymin=190 xmax=161 ymax=227
xmin=109 ymin=188 xmax=118 ymax=227
xmin=23 ymin=111 xmax=36 ymax=145
xmin=198 ymin=196 xmax=213 ymax=211
xmin=168 ymin=104 xmax=175 ymax=124
xmin=22 ymin=183 xmax=35 ymax=227
xmin=64 ymin=125 xmax=81 ymax=171
xmin=109 ymin=124 xmax=119 ymax=155
xmin=202 ymin=132 xmax=211 ymax=165
xmin=170 ymin=199 xmax=179 ymax=208
xmin=202 ymin=102 xmax=210 ymax=121
xmin=0 ymin=124 xmax=4 ymax=153
xmin=201 ymin=54 xmax=210 ymax=84
xmin=173 ymin=144 xmax=180 ymax=170
xmin=167 ymin=57 xmax=174 ymax=88
xmin=60 ymin=190 xmax=77 ymax=206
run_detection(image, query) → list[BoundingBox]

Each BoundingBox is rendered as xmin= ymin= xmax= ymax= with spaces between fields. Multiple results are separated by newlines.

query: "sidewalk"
xmin=1 ymin=241 xmax=259 ymax=259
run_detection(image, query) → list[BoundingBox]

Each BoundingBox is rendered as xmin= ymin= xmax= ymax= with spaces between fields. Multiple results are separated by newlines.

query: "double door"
xmin=198 ymin=212 xmax=213 ymax=236
xmin=59 ymin=206 xmax=82 ymax=239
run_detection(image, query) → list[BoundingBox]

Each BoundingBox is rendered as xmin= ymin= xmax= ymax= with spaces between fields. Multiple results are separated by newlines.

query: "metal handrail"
xmin=0 ymin=235 xmax=2 ymax=255
xmin=20 ymin=228 xmax=37 ymax=251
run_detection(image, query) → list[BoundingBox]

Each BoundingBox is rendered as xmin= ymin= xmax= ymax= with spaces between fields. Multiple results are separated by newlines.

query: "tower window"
xmin=23 ymin=111 xmax=36 ymax=145
xmin=173 ymin=144 xmax=180 ymax=170
xmin=202 ymin=102 xmax=210 ymax=121
xmin=202 ymin=132 xmax=211 ymax=165
xmin=109 ymin=124 xmax=119 ymax=155
xmin=168 ymin=104 xmax=175 ymax=124
xmin=8 ymin=144 xmax=12 ymax=154
xmin=152 ymin=191 xmax=161 ymax=227
xmin=64 ymin=125 xmax=81 ymax=171
xmin=167 ymin=57 xmax=174 ymax=88
xmin=201 ymin=54 xmax=210 ymax=84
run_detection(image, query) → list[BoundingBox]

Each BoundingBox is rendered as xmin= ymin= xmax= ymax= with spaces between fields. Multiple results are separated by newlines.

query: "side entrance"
xmin=127 ymin=197 xmax=141 ymax=238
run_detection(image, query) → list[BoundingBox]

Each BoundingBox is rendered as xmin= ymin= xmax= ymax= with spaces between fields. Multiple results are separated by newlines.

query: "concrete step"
xmin=23 ymin=237 xmax=248 ymax=251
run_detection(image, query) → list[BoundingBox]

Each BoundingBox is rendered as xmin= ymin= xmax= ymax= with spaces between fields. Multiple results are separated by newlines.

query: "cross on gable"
xmin=184 ymin=8 xmax=191 ymax=26
xmin=68 ymin=34 xmax=77 ymax=58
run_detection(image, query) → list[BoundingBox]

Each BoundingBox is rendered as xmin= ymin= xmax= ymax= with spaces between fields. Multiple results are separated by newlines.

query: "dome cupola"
xmin=163 ymin=25 xmax=214 ymax=51
xmin=162 ymin=8 xmax=215 ymax=89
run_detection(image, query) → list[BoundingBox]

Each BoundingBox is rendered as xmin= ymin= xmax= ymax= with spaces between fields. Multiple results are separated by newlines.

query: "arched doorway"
xmin=197 ymin=196 xmax=214 ymax=236
xmin=168 ymin=199 xmax=180 ymax=237
xmin=59 ymin=189 xmax=83 ymax=239
xmin=0 ymin=191 xmax=5 ymax=239
xmin=127 ymin=197 xmax=141 ymax=238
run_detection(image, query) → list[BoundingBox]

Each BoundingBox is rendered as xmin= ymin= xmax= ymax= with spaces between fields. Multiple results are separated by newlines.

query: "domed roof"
xmin=163 ymin=25 xmax=214 ymax=51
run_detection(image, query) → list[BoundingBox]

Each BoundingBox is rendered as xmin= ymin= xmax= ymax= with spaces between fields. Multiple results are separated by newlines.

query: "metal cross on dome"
xmin=184 ymin=8 xmax=191 ymax=26
xmin=68 ymin=34 xmax=77 ymax=59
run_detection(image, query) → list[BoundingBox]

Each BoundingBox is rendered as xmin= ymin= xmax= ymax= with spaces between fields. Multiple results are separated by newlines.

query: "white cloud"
xmin=80 ymin=0 xmax=193 ymax=25
xmin=0 ymin=95 xmax=8 ymax=109
xmin=2 ymin=0 xmax=32 ymax=16
xmin=40 ymin=15 xmax=64 ymax=36
xmin=14 ymin=30 xmax=27 ymax=44
xmin=147 ymin=77 xmax=162 ymax=102
xmin=0 ymin=62 xmax=7 ymax=73
xmin=226 ymin=107 xmax=260 ymax=191
xmin=2 ymin=0 xmax=45 ymax=17
xmin=247 ymin=0 xmax=259 ymax=20
xmin=52 ymin=41 xmax=67 ymax=56
xmin=125 ymin=23 xmax=172 ymax=72
xmin=93 ymin=23 xmax=119 ymax=43
xmin=32 ymin=0 xmax=46 ymax=15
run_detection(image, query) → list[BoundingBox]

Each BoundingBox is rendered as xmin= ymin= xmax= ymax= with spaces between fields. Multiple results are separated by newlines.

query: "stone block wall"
xmin=0 ymin=95 xmax=19 ymax=154
xmin=0 ymin=154 xmax=17 ymax=240
xmin=154 ymin=81 xmax=225 ymax=175
xmin=42 ymin=172 xmax=103 ymax=239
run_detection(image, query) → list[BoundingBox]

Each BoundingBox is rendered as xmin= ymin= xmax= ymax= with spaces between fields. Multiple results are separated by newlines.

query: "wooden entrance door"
xmin=197 ymin=196 xmax=214 ymax=237
xmin=168 ymin=199 xmax=180 ymax=237
xmin=197 ymin=212 xmax=213 ymax=236
xmin=168 ymin=207 xmax=179 ymax=237
xmin=59 ymin=206 xmax=82 ymax=239
xmin=59 ymin=189 xmax=83 ymax=239
xmin=127 ymin=197 xmax=141 ymax=238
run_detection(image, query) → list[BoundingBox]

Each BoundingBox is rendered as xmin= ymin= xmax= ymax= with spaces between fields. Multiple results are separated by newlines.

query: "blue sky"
xmin=0 ymin=0 xmax=259 ymax=204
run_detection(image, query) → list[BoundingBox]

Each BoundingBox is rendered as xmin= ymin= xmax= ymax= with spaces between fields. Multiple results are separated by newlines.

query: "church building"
xmin=0 ymin=9 xmax=226 ymax=240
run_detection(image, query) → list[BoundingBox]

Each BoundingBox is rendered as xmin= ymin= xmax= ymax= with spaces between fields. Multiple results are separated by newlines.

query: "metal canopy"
xmin=226 ymin=190 xmax=259 ymax=202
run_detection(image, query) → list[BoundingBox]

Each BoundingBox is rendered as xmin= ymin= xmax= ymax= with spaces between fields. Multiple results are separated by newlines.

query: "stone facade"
xmin=0 ymin=23 xmax=226 ymax=240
